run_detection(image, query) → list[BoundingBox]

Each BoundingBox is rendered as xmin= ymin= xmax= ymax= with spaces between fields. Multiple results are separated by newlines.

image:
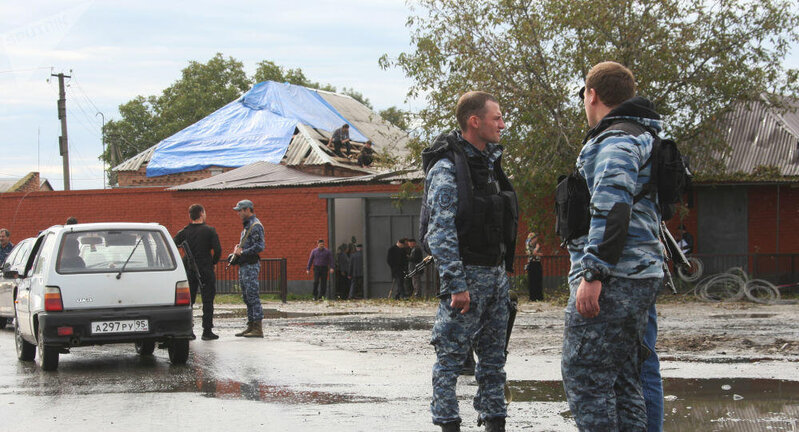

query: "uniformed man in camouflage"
xmin=562 ymin=61 xmax=664 ymax=430
xmin=421 ymin=91 xmax=518 ymax=432
xmin=231 ymin=199 xmax=265 ymax=338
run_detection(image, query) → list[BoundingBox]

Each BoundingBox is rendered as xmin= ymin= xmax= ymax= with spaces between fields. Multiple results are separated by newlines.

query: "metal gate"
xmin=214 ymin=258 xmax=288 ymax=302
xmin=365 ymin=197 xmax=421 ymax=298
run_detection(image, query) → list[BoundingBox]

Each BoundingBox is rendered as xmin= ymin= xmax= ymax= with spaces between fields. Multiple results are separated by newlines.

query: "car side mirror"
xmin=3 ymin=270 xmax=19 ymax=279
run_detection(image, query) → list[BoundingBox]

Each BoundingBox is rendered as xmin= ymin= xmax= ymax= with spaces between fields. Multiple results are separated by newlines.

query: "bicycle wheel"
xmin=677 ymin=257 xmax=703 ymax=282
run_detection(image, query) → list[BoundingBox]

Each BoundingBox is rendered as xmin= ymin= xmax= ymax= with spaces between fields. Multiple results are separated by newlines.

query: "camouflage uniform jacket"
xmin=567 ymin=97 xmax=665 ymax=283
xmin=424 ymin=135 xmax=503 ymax=296
xmin=239 ymin=215 xmax=265 ymax=260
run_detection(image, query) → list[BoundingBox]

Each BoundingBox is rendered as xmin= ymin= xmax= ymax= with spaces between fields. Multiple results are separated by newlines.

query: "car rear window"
xmin=56 ymin=230 xmax=176 ymax=274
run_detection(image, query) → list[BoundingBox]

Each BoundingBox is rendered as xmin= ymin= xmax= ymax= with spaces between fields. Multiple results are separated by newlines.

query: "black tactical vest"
xmin=420 ymin=131 xmax=518 ymax=272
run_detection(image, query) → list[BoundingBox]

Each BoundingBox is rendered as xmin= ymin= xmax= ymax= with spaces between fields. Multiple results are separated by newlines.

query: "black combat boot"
xmin=484 ymin=417 xmax=505 ymax=432
xmin=440 ymin=421 xmax=460 ymax=432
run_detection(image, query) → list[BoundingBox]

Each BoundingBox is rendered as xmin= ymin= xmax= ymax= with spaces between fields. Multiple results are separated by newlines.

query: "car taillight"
xmin=175 ymin=281 xmax=190 ymax=306
xmin=44 ymin=286 xmax=63 ymax=312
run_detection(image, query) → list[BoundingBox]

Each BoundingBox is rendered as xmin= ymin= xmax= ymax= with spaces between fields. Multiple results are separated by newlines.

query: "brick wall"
xmin=0 ymin=183 xmax=399 ymax=282
xmin=3 ymin=183 xmax=796 ymax=284
xmin=117 ymin=166 xmax=236 ymax=187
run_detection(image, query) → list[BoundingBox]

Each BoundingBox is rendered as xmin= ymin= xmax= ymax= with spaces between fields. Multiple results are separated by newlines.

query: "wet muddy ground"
xmin=0 ymin=300 xmax=796 ymax=431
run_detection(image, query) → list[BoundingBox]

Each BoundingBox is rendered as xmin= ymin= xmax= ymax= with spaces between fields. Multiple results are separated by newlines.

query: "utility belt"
xmin=236 ymin=253 xmax=260 ymax=266
xmin=461 ymin=246 xmax=505 ymax=268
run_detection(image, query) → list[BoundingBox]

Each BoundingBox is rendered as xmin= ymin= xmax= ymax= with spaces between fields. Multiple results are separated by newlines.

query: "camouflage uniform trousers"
xmin=239 ymin=262 xmax=263 ymax=321
xmin=430 ymin=265 xmax=511 ymax=426
xmin=561 ymin=276 xmax=660 ymax=431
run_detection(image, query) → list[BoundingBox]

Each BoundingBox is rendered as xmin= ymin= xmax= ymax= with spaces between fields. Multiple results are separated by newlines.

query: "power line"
xmin=70 ymin=77 xmax=102 ymax=114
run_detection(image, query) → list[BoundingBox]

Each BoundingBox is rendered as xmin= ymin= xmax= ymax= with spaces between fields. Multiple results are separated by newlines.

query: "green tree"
xmin=253 ymin=60 xmax=337 ymax=91
xmin=379 ymin=106 xmax=410 ymax=131
xmin=382 ymin=0 xmax=799 ymax=235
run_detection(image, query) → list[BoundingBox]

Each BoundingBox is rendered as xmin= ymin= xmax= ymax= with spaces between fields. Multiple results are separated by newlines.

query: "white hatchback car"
xmin=14 ymin=223 xmax=193 ymax=371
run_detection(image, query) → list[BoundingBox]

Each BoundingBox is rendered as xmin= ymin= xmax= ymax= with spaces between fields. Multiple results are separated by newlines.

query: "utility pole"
xmin=52 ymin=72 xmax=71 ymax=190
xmin=96 ymin=111 xmax=105 ymax=189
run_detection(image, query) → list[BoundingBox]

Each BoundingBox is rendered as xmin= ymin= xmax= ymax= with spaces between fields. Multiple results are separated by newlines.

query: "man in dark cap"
xmin=231 ymin=199 xmax=265 ymax=338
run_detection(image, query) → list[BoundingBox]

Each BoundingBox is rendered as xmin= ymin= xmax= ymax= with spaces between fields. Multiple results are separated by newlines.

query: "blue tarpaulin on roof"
xmin=146 ymin=81 xmax=368 ymax=177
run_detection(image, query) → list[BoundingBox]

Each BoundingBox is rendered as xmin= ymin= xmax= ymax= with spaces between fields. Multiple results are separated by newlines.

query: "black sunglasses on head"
xmin=578 ymin=86 xmax=585 ymax=100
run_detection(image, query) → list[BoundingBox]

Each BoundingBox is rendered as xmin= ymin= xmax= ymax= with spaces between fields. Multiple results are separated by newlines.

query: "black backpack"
xmin=555 ymin=121 xmax=692 ymax=244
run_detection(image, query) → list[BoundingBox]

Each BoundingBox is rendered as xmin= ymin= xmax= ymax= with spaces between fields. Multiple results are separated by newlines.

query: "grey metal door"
xmin=365 ymin=198 xmax=421 ymax=298
xmin=697 ymin=186 xmax=748 ymax=273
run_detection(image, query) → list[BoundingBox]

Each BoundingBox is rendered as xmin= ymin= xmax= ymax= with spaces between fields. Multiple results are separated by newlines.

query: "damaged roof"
xmin=169 ymin=160 xmax=421 ymax=191
xmin=113 ymin=83 xmax=409 ymax=175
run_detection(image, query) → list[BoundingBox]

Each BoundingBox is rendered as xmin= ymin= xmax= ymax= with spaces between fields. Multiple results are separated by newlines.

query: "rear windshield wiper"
xmin=116 ymin=237 xmax=143 ymax=279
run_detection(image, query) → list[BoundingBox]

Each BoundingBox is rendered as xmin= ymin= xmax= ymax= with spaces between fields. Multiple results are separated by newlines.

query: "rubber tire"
xmin=135 ymin=341 xmax=156 ymax=356
xmin=36 ymin=325 xmax=59 ymax=371
xmin=15 ymin=312 xmax=35 ymax=361
xmin=0 ymin=318 xmax=7 ymax=329
xmin=167 ymin=340 xmax=189 ymax=365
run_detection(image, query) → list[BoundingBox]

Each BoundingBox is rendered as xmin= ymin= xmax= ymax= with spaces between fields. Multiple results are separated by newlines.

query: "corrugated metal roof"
xmin=317 ymin=90 xmax=410 ymax=159
xmin=719 ymin=97 xmax=799 ymax=176
xmin=112 ymin=145 xmax=157 ymax=172
xmin=169 ymin=161 xmax=333 ymax=190
xmin=169 ymin=160 xmax=420 ymax=191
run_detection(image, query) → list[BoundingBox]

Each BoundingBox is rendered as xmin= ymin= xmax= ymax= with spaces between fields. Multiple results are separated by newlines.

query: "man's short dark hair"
xmin=342 ymin=123 xmax=350 ymax=129
xmin=397 ymin=238 xmax=407 ymax=244
xmin=318 ymin=239 xmax=325 ymax=244
xmin=407 ymin=238 xmax=416 ymax=243
xmin=0 ymin=229 xmax=9 ymax=237
xmin=585 ymin=61 xmax=636 ymax=107
xmin=456 ymin=91 xmax=498 ymax=131
xmin=189 ymin=204 xmax=204 ymax=221
xmin=65 ymin=217 xmax=78 ymax=225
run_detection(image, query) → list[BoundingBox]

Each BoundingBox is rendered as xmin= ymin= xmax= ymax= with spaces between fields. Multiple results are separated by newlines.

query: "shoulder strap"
xmin=603 ymin=121 xmax=660 ymax=204
xmin=240 ymin=221 xmax=263 ymax=244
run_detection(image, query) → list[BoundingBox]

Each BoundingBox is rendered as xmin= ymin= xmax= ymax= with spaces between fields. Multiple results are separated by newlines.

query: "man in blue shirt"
xmin=0 ymin=229 xmax=13 ymax=266
xmin=306 ymin=239 xmax=334 ymax=300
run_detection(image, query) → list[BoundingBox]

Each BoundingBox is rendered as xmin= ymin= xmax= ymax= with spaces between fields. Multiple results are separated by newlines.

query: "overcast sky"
xmin=1 ymin=1 xmax=798 ymax=191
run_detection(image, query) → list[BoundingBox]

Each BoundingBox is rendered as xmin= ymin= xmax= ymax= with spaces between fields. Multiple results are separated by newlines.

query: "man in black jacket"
xmin=386 ymin=238 xmax=408 ymax=299
xmin=174 ymin=204 xmax=222 ymax=341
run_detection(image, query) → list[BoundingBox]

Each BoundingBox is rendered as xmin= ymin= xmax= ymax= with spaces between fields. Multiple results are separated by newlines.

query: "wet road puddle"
xmin=300 ymin=316 xmax=433 ymax=331
xmin=11 ymin=353 xmax=383 ymax=406
xmin=181 ymin=377 xmax=384 ymax=405
xmin=218 ymin=308 xmax=375 ymax=319
xmin=507 ymin=378 xmax=799 ymax=430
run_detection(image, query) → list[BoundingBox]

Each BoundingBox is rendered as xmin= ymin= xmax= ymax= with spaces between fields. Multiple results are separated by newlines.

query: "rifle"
xmin=405 ymin=255 xmax=433 ymax=279
xmin=659 ymin=222 xmax=689 ymax=295
xmin=179 ymin=241 xmax=203 ymax=292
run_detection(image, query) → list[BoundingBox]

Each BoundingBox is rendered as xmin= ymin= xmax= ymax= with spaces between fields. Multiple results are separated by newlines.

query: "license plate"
xmin=91 ymin=319 xmax=149 ymax=334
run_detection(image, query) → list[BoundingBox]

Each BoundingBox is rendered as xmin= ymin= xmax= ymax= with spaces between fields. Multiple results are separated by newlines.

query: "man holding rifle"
xmin=173 ymin=204 xmax=222 ymax=341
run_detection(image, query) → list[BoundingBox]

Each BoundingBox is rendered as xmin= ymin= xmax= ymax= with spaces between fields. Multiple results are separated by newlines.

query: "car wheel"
xmin=0 ymin=318 xmax=7 ymax=329
xmin=15 ymin=313 xmax=34 ymax=361
xmin=135 ymin=340 xmax=156 ymax=356
xmin=36 ymin=326 xmax=59 ymax=371
xmin=167 ymin=339 xmax=189 ymax=365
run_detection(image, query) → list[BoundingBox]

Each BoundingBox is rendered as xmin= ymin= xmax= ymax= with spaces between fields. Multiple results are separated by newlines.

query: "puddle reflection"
xmin=508 ymin=378 xmax=799 ymax=430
